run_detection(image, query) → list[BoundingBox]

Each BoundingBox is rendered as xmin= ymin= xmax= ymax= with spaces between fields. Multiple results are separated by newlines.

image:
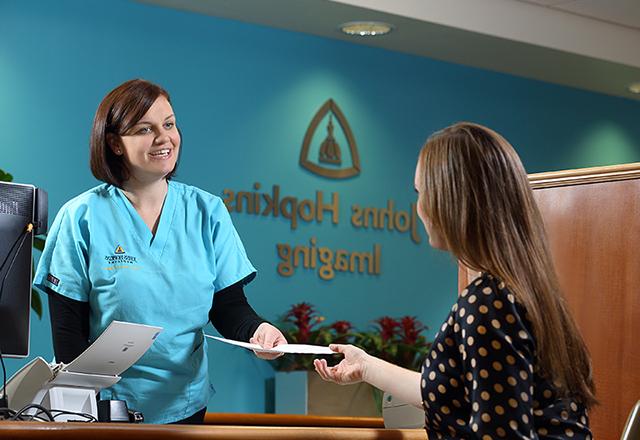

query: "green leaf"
xmin=0 ymin=169 xmax=14 ymax=182
xmin=33 ymin=236 xmax=46 ymax=251
xmin=31 ymin=288 xmax=43 ymax=319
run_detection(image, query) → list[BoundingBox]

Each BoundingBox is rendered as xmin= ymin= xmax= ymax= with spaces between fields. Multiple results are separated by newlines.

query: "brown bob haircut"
xmin=418 ymin=122 xmax=596 ymax=408
xmin=90 ymin=79 xmax=178 ymax=187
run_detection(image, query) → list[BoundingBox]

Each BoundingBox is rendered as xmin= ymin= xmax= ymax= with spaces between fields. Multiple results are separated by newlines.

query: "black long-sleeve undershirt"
xmin=47 ymin=282 xmax=266 ymax=364
xmin=47 ymin=288 xmax=90 ymax=363
xmin=208 ymin=283 xmax=266 ymax=342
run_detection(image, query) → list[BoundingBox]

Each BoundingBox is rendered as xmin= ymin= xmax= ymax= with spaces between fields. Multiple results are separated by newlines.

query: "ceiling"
xmin=137 ymin=0 xmax=640 ymax=101
xmin=521 ymin=0 xmax=640 ymax=30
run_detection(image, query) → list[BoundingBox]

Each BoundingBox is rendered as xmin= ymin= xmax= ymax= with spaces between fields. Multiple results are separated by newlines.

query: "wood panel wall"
xmin=459 ymin=163 xmax=640 ymax=440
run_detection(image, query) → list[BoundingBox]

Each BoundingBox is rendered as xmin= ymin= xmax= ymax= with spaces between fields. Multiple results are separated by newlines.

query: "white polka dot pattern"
xmin=420 ymin=273 xmax=591 ymax=439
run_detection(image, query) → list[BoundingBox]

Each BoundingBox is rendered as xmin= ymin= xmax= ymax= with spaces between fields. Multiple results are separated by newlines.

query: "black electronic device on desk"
xmin=0 ymin=181 xmax=47 ymax=418
xmin=0 ymin=181 xmax=47 ymax=358
xmin=0 ymin=183 xmax=152 ymax=423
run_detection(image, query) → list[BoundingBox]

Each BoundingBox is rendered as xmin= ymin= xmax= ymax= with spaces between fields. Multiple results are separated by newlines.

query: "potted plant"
xmin=354 ymin=315 xmax=432 ymax=371
xmin=272 ymin=302 xmax=431 ymax=418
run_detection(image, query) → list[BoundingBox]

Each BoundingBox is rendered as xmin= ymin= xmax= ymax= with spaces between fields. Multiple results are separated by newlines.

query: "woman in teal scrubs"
xmin=34 ymin=79 xmax=286 ymax=424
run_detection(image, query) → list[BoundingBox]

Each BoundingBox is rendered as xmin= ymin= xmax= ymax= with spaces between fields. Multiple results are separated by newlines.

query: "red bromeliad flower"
xmin=375 ymin=316 xmax=400 ymax=342
xmin=286 ymin=302 xmax=313 ymax=319
xmin=331 ymin=320 xmax=352 ymax=335
xmin=400 ymin=316 xmax=426 ymax=345
xmin=286 ymin=302 xmax=324 ymax=343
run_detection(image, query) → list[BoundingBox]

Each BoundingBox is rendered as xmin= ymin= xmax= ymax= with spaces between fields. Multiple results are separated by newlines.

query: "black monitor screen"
xmin=0 ymin=181 xmax=36 ymax=358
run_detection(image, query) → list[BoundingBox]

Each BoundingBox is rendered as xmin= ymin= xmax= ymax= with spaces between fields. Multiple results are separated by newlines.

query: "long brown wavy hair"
xmin=419 ymin=122 xmax=597 ymax=408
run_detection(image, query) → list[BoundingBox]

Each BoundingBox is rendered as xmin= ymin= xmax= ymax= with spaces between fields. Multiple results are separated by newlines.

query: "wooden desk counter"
xmin=204 ymin=413 xmax=387 ymax=428
xmin=0 ymin=414 xmax=428 ymax=440
xmin=0 ymin=422 xmax=427 ymax=439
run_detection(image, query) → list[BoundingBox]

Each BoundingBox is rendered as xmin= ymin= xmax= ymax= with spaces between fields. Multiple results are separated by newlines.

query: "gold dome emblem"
xmin=300 ymin=99 xmax=360 ymax=179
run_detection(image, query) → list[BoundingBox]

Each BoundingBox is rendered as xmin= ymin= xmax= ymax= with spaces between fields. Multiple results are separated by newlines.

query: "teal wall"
xmin=2 ymin=0 xmax=640 ymax=414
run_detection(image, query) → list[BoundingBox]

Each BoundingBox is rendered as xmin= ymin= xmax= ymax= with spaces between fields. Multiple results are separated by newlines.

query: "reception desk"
xmin=0 ymin=413 xmax=428 ymax=439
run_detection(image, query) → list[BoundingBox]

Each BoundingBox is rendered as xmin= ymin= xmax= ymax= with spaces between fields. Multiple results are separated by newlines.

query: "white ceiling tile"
xmin=553 ymin=0 xmax=640 ymax=30
xmin=519 ymin=0 xmax=576 ymax=6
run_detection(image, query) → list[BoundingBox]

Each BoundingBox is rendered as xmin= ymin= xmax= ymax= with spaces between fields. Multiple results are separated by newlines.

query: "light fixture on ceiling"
xmin=339 ymin=21 xmax=393 ymax=37
xmin=628 ymin=82 xmax=640 ymax=94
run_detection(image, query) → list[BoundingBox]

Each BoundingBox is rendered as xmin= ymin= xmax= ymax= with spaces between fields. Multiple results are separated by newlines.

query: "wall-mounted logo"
xmin=299 ymin=99 xmax=360 ymax=179
xmin=222 ymin=97 xmax=423 ymax=281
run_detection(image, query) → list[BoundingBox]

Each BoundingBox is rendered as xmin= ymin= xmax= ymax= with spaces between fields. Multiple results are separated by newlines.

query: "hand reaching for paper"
xmin=250 ymin=322 xmax=288 ymax=360
xmin=313 ymin=344 xmax=371 ymax=385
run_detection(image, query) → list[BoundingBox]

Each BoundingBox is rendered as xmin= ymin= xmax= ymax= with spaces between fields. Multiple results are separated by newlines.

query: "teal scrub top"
xmin=34 ymin=181 xmax=256 ymax=423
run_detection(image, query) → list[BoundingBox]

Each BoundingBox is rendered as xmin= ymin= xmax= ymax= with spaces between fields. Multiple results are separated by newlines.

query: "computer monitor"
xmin=0 ymin=181 xmax=47 ymax=358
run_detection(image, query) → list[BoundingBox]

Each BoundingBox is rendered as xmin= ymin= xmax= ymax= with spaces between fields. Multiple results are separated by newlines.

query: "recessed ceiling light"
xmin=339 ymin=21 xmax=393 ymax=37
xmin=628 ymin=82 xmax=640 ymax=94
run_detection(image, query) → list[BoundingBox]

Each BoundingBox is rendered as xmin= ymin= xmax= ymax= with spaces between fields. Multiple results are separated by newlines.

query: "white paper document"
xmin=206 ymin=335 xmax=335 ymax=355
xmin=65 ymin=320 xmax=163 ymax=376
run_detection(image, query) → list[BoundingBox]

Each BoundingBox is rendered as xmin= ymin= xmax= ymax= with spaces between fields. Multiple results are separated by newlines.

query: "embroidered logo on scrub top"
xmin=104 ymin=245 xmax=140 ymax=271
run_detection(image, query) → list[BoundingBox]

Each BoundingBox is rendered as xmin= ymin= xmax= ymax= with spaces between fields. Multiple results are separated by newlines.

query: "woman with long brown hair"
xmin=314 ymin=122 xmax=596 ymax=439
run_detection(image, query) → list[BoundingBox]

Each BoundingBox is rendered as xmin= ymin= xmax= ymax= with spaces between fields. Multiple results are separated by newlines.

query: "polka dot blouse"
xmin=420 ymin=273 xmax=592 ymax=439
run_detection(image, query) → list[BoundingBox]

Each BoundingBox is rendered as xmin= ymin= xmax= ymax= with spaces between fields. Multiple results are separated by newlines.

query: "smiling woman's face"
xmin=110 ymin=95 xmax=180 ymax=185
